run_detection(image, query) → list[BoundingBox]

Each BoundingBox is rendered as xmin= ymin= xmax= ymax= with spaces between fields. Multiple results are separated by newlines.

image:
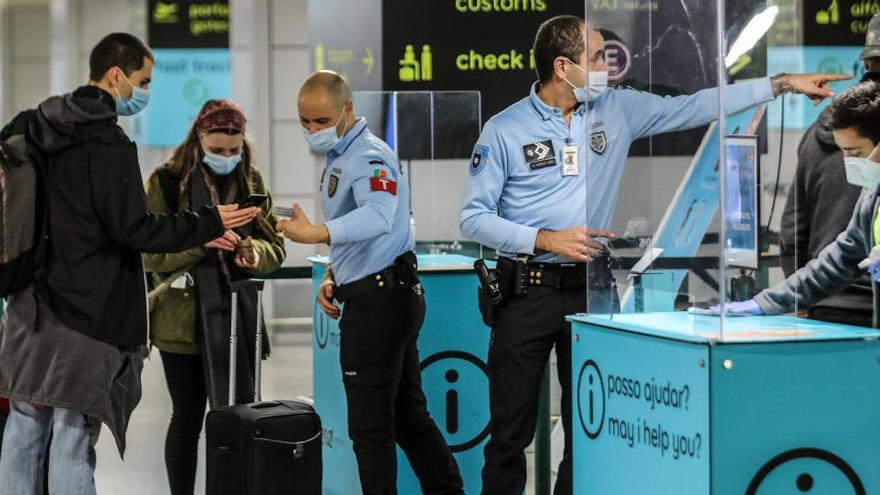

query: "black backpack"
xmin=0 ymin=113 xmax=49 ymax=298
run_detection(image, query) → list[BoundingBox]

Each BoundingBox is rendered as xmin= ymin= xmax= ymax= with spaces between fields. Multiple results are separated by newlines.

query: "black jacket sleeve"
xmin=780 ymin=163 xmax=811 ymax=277
xmin=90 ymin=142 xmax=224 ymax=253
xmin=780 ymin=127 xmax=815 ymax=277
xmin=0 ymin=110 xmax=35 ymax=141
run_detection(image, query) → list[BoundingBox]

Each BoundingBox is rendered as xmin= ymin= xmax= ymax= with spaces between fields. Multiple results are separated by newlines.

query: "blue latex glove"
xmin=688 ymin=300 xmax=764 ymax=317
xmin=868 ymin=258 xmax=880 ymax=283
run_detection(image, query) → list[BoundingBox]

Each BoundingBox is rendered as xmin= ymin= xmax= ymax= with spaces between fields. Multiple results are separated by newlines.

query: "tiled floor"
xmin=93 ymin=342 xmax=544 ymax=494
xmin=94 ymin=343 xmax=314 ymax=495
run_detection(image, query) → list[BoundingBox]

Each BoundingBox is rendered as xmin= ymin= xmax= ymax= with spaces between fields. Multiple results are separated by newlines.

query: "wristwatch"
xmin=771 ymin=73 xmax=796 ymax=95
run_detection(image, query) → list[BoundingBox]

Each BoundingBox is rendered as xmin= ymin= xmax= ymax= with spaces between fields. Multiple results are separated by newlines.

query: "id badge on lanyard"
xmin=562 ymin=144 xmax=579 ymax=177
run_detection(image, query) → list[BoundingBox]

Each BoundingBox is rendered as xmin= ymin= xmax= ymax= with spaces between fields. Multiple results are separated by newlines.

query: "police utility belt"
xmin=334 ymin=251 xmax=422 ymax=303
xmin=474 ymin=255 xmax=612 ymax=327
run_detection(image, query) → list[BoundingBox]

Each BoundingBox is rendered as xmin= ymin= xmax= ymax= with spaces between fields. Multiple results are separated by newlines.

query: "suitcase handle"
xmin=228 ymin=280 xmax=264 ymax=406
xmin=254 ymin=430 xmax=323 ymax=458
xmin=230 ymin=279 xmax=265 ymax=293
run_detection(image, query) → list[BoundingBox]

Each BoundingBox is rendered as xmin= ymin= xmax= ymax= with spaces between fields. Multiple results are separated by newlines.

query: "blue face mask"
xmin=114 ymin=71 xmax=150 ymax=116
xmin=203 ymin=151 xmax=242 ymax=176
xmin=302 ymin=109 xmax=348 ymax=154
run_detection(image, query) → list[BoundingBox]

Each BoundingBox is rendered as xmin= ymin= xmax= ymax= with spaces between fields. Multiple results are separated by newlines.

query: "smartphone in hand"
xmin=238 ymin=194 xmax=268 ymax=209
xmin=272 ymin=206 xmax=293 ymax=218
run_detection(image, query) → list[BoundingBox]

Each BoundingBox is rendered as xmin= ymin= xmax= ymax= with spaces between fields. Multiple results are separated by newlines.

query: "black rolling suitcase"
xmin=206 ymin=280 xmax=323 ymax=495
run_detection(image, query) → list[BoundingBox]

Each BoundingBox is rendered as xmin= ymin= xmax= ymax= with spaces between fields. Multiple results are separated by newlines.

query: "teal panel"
xmin=710 ymin=341 xmax=880 ymax=495
xmin=572 ymin=322 xmax=710 ymax=494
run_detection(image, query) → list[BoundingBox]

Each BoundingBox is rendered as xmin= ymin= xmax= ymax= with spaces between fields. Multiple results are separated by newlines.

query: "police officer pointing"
xmin=459 ymin=15 xmax=849 ymax=495
xmin=278 ymin=71 xmax=463 ymax=495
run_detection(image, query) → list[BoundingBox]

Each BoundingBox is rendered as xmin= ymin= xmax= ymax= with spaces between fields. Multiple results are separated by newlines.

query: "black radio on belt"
xmin=511 ymin=255 xmax=531 ymax=296
xmin=475 ymin=259 xmax=502 ymax=303
xmin=474 ymin=259 xmax=503 ymax=327
xmin=391 ymin=251 xmax=420 ymax=288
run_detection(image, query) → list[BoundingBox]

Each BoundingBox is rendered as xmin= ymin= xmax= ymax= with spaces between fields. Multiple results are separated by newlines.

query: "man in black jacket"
xmin=0 ymin=33 xmax=258 ymax=495
xmin=779 ymin=50 xmax=880 ymax=328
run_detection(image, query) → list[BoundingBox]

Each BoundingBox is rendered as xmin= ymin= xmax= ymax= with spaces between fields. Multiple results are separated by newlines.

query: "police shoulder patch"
xmin=369 ymin=168 xmax=397 ymax=195
xmin=470 ymin=144 xmax=490 ymax=176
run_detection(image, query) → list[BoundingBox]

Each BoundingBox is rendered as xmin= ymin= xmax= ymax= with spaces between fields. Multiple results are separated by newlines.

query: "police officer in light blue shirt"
xmin=459 ymin=16 xmax=849 ymax=495
xmin=278 ymin=71 xmax=463 ymax=495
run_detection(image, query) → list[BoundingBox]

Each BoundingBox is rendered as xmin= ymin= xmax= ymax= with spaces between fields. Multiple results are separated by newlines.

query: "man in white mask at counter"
xmin=708 ymin=80 xmax=880 ymax=318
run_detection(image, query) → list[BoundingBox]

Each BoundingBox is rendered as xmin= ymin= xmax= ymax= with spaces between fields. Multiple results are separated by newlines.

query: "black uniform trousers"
xmin=339 ymin=285 xmax=464 ymax=495
xmin=481 ymin=278 xmax=618 ymax=495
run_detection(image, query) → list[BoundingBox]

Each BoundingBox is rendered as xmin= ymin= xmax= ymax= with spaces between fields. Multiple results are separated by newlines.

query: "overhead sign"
xmin=804 ymin=0 xmax=876 ymax=46
xmin=308 ymin=0 xmax=382 ymax=90
xmin=383 ymin=0 xmax=581 ymax=120
xmin=135 ymin=1 xmax=231 ymax=147
xmin=148 ymin=1 xmax=229 ymax=49
xmin=383 ymin=0 xmax=765 ymax=155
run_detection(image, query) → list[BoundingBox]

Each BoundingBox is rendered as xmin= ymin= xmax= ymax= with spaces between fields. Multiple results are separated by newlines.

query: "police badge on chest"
xmin=327 ymin=175 xmax=339 ymax=197
xmin=522 ymin=140 xmax=556 ymax=170
xmin=590 ymin=131 xmax=607 ymax=155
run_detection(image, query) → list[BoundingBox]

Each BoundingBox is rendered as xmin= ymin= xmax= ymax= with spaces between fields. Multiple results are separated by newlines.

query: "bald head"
xmin=299 ymin=70 xmax=356 ymax=137
xmin=300 ymin=70 xmax=352 ymax=106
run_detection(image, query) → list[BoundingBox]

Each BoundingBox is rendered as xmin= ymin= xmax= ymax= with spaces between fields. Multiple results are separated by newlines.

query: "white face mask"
xmin=302 ymin=109 xmax=348 ymax=154
xmin=563 ymin=58 xmax=608 ymax=102
xmin=844 ymin=156 xmax=880 ymax=188
xmin=203 ymin=151 xmax=242 ymax=176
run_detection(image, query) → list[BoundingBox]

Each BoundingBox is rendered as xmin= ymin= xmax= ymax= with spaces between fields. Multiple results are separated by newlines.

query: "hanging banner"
xmin=382 ymin=0 xmax=765 ymax=155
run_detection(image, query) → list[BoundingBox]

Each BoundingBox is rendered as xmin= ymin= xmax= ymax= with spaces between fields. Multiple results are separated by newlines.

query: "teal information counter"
xmin=569 ymin=312 xmax=880 ymax=494
xmin=311 ymin=254 xmax=490 ymax=494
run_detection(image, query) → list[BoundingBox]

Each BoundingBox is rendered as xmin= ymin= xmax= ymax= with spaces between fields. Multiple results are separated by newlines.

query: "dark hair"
xmin=533 ymin=15 xmax=585 ymax=84
xmin=861 ymin=71 xmax=880 ymax=83
xmin=89 ymin=33 xmax=154 ymax=82
xmin=828 ymin=80 xmax=880 ymax=144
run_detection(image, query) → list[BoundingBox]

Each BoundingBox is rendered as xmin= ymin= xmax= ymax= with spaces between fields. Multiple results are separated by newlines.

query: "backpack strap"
xmin=0 ymin=141 xmax=12 ymax=167
xmin=16 ymin=112 xmax=51 ymax=330
xmin=29 ymin=142 xmax=49 ymax=289
xmin=154 ymin=166 xmax=180 ymax=213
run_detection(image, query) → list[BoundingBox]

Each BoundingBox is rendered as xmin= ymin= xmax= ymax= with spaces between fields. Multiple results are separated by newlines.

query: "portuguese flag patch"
xmin=369 ymin=168 xmax=397 ymax=195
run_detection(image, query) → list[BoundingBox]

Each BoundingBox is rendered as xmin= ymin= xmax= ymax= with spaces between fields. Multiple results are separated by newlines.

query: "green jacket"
xmin=143 ymin=165 xmax=286 ymax=354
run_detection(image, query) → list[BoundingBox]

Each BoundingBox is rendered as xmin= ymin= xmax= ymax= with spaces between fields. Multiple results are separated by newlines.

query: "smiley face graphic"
xmin=746 ymin=448 xmax=865 ymax=494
